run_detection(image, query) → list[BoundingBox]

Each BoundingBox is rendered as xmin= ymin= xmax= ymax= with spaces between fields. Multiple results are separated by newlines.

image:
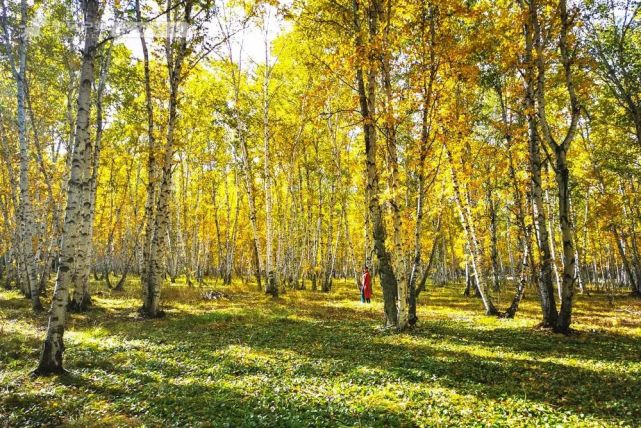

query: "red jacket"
xmin=362 ymin=271 xmax=372 ymax=299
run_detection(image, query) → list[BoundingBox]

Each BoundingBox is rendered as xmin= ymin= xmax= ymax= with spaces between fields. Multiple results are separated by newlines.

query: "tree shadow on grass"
xmin=47 ymin=362 xmax=410 ymax=427
xmin=410 ymin=319 xmax=641 ymax=362
xmin=90 ymin=306 xmax=641 ymax=426
xmin=2 ymin=287 xmax=640 ymax=426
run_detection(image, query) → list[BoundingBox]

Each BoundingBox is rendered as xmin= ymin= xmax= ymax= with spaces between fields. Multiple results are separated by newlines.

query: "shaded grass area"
xmin=1 ymin=278 xmax=640 ymax=427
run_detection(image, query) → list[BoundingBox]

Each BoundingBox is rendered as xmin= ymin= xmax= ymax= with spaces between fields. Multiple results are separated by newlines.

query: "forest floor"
xmin=1 ymin=278 xmax=640 ymax=427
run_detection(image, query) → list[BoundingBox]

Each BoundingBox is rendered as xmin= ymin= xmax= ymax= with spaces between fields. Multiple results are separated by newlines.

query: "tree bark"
xmin=1 ymin=0 xmax=43 ymax=311
xmin=35 ymin=0 xmax=101 ymax=375
xmin=69 ymin=38 xmax=113 ymax=312
xmin=445 ymin=144 xmax=498 ymax=316
xmin=520 ymin=0 xmax=559 ymax=328
xmin=136 ymin=0 xmax=160 ymax=306
xmin=262 ymin=19 xmax=277 ymax=297
xmin=141 ymin=0 xmax=193 ymax=317
xmin=353 ymin=0 xmax=399 ymax=328
xmin=532 ymin=0 xmax=581 ymax=333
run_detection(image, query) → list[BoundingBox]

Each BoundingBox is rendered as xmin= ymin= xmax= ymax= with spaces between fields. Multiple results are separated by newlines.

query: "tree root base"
xmin=31 ymin=366 xmax=69 ymax=378
xmin=137 ymin=307 xmax=166 ymax=319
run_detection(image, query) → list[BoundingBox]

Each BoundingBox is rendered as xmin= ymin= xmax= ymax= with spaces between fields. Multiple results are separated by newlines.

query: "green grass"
xmin=1 ymin=278 xmax=640 ymax=427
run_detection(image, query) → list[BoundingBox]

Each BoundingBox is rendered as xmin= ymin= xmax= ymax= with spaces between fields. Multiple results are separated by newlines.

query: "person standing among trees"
xmin=361 ymin=266 xmax=372 ymax=303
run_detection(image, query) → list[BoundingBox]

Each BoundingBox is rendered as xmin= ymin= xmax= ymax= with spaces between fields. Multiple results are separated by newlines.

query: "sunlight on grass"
xmin=1 ymin=278 xmax=640 ymax=426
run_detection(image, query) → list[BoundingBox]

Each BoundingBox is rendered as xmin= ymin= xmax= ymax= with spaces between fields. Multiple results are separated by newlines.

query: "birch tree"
xmin=34 ymin=0 xmax=102 ymax=375
xmin=532 ymin=0 xmax=582 ymax=333
xmin=1 ymin=0 xmax=43 ymax=311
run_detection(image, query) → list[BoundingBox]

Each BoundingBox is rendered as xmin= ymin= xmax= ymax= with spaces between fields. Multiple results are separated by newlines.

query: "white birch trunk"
xmin=1 ymin=0 xmax=42 ymax=310
xmin=70 ymin=39 xmax=113 ymax=311
xmin=35 ymin=0 xmax=101 ymax=375
xmin=445 ymin=143 xmax=498 ymax=316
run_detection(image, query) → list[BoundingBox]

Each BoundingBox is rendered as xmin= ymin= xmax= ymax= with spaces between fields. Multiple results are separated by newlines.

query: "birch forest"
xmin=1 ymin=0 xmax=640 ymax=426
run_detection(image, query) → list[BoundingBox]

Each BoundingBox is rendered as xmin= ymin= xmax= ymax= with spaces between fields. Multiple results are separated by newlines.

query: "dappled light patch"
xmin=1 ymin=280 xmax=640 ymax=426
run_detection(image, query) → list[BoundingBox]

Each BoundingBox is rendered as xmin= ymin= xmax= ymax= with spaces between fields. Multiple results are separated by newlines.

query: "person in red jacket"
xmin=361 ymin=266 xmax=372 ymax=303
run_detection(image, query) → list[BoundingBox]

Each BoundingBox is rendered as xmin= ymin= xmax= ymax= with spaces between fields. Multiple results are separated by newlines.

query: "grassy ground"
xmin=1 ymin=278 xmax=640 ymax=427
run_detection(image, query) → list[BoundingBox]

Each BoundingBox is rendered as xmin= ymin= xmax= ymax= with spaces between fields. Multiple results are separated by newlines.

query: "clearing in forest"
xmin=1 ymin=280 xmax=640 ymax=427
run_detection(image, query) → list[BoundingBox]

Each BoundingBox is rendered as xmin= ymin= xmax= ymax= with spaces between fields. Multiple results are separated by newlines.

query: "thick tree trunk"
xmin=35 ymin=0 xmax=101 ymax=375
xmin=353 ymin=0 xmax=399 ymax=328
xmin=380 ymin=2 xmax=408 ymax=329
xmin=69 ymin=39 xmax=112 ymax=312
xmin=530 ymin=136 xmax=559 ymax=327
xmin=554 ymin=147 xmax=576 ymax=333
xmin=545 ymin=188 xmax=562 ymax=299
xmin=521 ymin=0 xmax=558 ymax=328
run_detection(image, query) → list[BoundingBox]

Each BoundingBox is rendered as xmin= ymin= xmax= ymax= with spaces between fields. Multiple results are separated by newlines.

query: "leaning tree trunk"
xmin=34 ymin=0 xmax=101 ymax=375
xmin=445 ymin=144 xmax=498 ymax=316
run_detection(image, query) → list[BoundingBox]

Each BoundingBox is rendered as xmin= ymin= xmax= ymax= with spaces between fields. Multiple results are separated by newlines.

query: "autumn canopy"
xmin=1 ymin=0 xmax=640 ymax=425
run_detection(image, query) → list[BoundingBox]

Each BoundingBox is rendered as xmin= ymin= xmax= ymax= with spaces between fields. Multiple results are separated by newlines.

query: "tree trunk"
xmin=2 ymin=0 xmax=43 ymax=311
xmin=69 ymin=39 xmax=112 ymax=312
xmin=34 ymin=0 xmax=101 ymax=375
xmin=503 ymin=238 xmax=529 ymax=319
xmin=353 ymin=0 xmax=399 ymax=328
xmin=263 ymin=22 xmax=276 ymax=297
xmin=521 ymin=0 xmax=558 ymax=328
xmin=136 ymin=0 xmax=159 ymax=304
xmin=531 ymin=0 xmax=580 ymax=333
xmin=612 ymin=225 xmax=638 ymax=294
xmin=141 ymin=0 xmax=193 ymax=317
xmin=486 ymin=183 xmax=501 ymax=292
xmin=446 ymin=144 xmax=498 ymax=315
xmin=380 ymin=1 xmax=408 ymax=329
xmin=554 ymin=147 xmax=576 ymax=333
xmin=545 ymin=188 xmax=562 ymax=299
